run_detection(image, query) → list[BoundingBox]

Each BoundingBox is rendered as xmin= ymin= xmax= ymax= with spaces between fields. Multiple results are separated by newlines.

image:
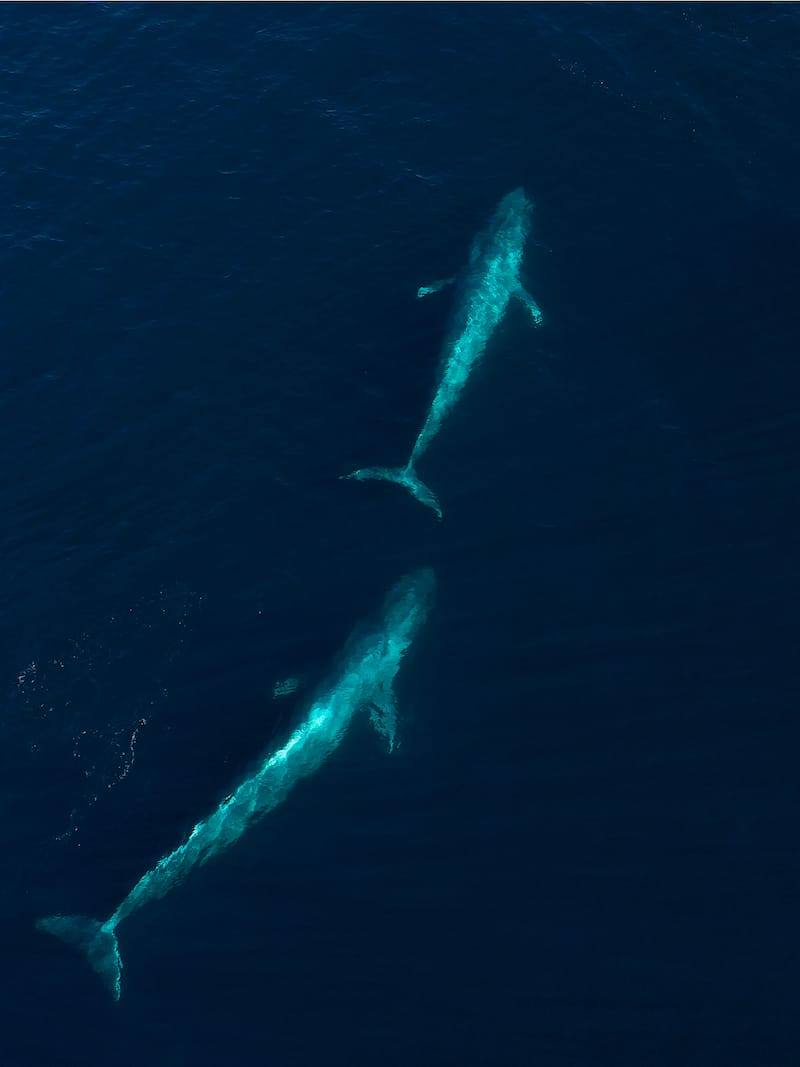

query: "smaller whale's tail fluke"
xmin=341 ymin=465 xmax=442 ymax=519
xmin=36 ymin=914 xmax=122 ymax=1000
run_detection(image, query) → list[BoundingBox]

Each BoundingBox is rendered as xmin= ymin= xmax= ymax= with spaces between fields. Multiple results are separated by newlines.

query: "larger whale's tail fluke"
xmin=341 ymin=465 xmax=442 ymax=519
xmin=37 ymin=914 xmax=122 ymax=1000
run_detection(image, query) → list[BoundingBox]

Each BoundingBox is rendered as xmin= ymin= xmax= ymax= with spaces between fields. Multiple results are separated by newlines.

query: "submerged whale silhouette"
xmin=36 ymin=568 xmax=435 ymax=999
xmin=344 ymin=187 xmax=543 ymax=518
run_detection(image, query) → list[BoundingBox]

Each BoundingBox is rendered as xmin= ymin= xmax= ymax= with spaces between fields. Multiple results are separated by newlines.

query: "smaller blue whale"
xmin=344 ymin=188 xmax=543 ymax=518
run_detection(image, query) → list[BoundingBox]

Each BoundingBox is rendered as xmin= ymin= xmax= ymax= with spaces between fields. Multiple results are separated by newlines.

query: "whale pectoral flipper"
xmin=37 ymin=914 xmax=122 ymax=1000
xmin=515 ymin=286 xmax=544 ymax=326
xmin=417 ymin=277 xmax=455 ymax=299
xmin=369 ymin=680 xmax=399 ymax=751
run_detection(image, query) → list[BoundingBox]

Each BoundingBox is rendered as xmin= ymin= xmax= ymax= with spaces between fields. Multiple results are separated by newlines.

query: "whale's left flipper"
xmin=516 ymin=286 xmax=544 ymax=326
xmin=36 ymin=914 xmax=122 ymax=1000
xmin=417 ymin=277 xmax=455 ymax=299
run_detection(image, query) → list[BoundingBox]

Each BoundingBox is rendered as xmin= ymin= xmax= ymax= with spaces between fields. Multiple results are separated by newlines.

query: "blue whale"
xmin=37 ymin=568 xmax=435 ymax=999
xmin=344 ymin=188 xmax=543 ymax=518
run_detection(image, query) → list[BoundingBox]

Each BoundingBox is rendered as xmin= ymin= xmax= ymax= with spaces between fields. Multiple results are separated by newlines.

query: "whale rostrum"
xmin=344 ymin=188 xmax=543 ymax=518
xmin=36 ymin=568 xmax=436 ymax=999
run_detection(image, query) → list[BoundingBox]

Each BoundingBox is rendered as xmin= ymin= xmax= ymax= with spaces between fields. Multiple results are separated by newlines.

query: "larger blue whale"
xmin=37 ymin=567 xmax=435 ymax=999
xmin=344 ymin=188 xmax=543 ymax=518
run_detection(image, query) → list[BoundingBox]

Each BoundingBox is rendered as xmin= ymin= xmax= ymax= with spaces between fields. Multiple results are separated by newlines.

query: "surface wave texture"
xmin=3 ymin=6 xmax=799 ymax=1066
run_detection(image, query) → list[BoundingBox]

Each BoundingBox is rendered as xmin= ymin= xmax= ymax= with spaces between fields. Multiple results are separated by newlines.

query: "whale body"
xmin=344 ymin=187 xmax=543 ymax=518
xmin=37 ymin=567 xmax=435 ymax=999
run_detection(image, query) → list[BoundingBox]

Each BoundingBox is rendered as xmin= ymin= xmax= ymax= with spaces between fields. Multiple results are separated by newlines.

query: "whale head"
xmin=382 ymin=567 xmax=436 ymax=640
xmin=497 ymin=186 xmax=533 ymax=227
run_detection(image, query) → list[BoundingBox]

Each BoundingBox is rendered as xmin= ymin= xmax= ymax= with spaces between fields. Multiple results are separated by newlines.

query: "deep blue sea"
xmin=2 ymin=4 xmax=799 ymax=1064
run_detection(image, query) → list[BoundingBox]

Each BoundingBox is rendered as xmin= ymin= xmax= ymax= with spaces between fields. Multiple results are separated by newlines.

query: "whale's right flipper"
xmin=37 ymin=914 xmax=122 ymax=1000
xmin=416 ymin=277 xmax=455 ymax=299
xmin=369 ymin=679 xmax=399 ymax=751
xmin=516 ymin=286 xmax=544 ymax=326
xmin=341 ymin=465 xmax=442 ymax=519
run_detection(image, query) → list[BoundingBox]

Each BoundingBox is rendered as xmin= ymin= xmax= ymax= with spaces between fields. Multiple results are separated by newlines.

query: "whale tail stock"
xmin=341 ymin=465 xmax=442 ymax=519
xmin=36 ymin=914 xmax=122 ymax=1000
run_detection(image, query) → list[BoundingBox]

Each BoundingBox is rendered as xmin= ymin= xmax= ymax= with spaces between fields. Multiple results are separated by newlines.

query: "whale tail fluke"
xmin=341 ymin=465 xmax=442 ymax=519
xmin=36 ymin=914 xmax=122 ymax=1000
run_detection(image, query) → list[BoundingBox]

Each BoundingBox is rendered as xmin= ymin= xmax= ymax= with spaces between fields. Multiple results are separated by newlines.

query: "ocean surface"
xmin=2 ymin=4 xmax=799 ymax=1064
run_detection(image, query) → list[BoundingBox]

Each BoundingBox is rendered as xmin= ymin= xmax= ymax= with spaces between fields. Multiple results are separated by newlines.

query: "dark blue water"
xmin=2 ymin=4 xmax=799 ymax=1064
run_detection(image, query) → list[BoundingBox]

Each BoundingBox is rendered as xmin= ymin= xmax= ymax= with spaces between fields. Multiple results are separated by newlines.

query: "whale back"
xmin=438 ymin=188 xmax=533 ymax=358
